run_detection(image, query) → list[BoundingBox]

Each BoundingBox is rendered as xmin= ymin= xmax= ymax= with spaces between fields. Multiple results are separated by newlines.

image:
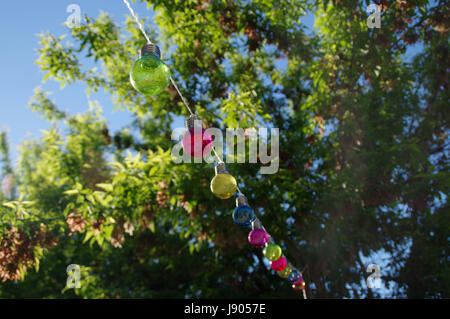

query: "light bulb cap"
xmin=214 ymin=163 xmax=228 ymax=175
xmin=140 ymin=43 xmax=161 ymax=59
xmin=186 ymin=114 xmax=202 ymax=129
xmin=236 ymin=194 xmax=248 ymax=207
xmin=251 ymin=218 xmax=263 ymax=230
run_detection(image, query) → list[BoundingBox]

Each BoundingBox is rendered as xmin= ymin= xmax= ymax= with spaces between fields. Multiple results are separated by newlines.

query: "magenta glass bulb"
xmin=181 ymin=127 xmax=213 ymax=158
xmin=248 ymin=229 xmax=268 ymax=248
xmin=270 ymin=256 xmax=287 ymax=271
xmin=292 ymin=276 xmax=305 ymax=292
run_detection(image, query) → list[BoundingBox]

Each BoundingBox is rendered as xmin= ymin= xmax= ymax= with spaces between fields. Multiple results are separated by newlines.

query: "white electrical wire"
xmin=211 ymin=146 xmax=223 ymax=164
xmin=170 ymin=76 xmax=194 ymax=115
xmin=122 ymin=0 xmax=152 ymax=44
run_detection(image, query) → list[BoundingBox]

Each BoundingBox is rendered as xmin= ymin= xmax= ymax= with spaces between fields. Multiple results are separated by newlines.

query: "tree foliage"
xmin=0 ymin=0 xmax=448 ymax=298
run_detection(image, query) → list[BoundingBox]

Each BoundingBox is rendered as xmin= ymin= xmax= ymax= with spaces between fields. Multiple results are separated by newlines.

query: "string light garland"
xmin=122 ymin=0 xmax=307 ymax=299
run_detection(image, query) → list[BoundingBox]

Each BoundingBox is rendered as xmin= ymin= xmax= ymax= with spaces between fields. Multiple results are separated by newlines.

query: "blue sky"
xmin=0 ymin=0 xmax=154 ymax=162
xmin=0 ymin=1 xmax=315 ymax=164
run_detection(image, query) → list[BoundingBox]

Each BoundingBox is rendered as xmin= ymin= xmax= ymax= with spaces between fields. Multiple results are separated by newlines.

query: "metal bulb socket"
xmin=214 ymin=162 xmax=228 ymax=175
xmin=140 ymin=43 xmax=161 ymax=59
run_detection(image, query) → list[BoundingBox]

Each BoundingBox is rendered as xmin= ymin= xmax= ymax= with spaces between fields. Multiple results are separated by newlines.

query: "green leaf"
xmin=103 ymin=225 xmax=114 ymax=240
xmin=96 ymin=183 xmax=113 ymax=192
xmin=148 ymin=221 xmax=155 ymax=233
xmin=149 ymin=166 xmax=158 ymax=176
xmin=83 ymin=230 xmax=94 ymax=243
xmin=64 ymin=189 xmax=79 ymax=195
xmin=96 ymin=235 xmax=104 ymax=247
xmin=2 ymin=202 xmax=16 ymax=209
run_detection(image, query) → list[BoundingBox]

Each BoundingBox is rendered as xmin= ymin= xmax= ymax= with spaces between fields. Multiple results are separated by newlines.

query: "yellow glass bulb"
xmin=210 ymin=173 xmax=237 ymax=199
xmin=278 ymin=265 xmax=292 ymax=279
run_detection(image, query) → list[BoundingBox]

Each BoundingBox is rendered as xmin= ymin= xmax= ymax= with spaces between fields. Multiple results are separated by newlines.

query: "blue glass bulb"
xmin=232 ymin=205 xmax=255 ymax=227
xmin=288 ymin=269 xmax=301 ymax=283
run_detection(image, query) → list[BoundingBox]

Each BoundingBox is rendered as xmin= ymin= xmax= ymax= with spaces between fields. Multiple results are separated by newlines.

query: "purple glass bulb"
xmin=248 ymin=229 xmax=268 ymax=248
xmin=292 ymin=276 xmax=305 ymax=292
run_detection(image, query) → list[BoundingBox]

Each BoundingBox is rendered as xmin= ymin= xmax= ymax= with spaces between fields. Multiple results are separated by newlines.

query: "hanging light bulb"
xmin=210 ymin=163 xmax=237 ymax=199
xmin=130 ymin=43 xmax=170 ymax=95
xmin=232 ymin=194 xmax=255 ymax=227
xmin=287 ymin=268 xmax=301 ymax=283
xmin=182 ymin=114 xmax=213 ymax=158
xmin=263 ymin=243 xmax=282 ymax=261
xmin=248 ymin=228 xmax=268 ymax=248
xmin=270 ymin=256 xmax=287 ymax=271
xmin=277 ymin=264 xmax=292 ymax=279
xmin=292 ymin=276 xmax=306 ymax=293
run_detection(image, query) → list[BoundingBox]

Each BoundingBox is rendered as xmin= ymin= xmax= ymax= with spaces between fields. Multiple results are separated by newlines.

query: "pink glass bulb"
xmin=181 ymin=127 xmax=213 ymax=158
xmin=292 ymin=276 xmax=305 ymax=292
xmin=270 ymin=256 xmax=287 ymax=271
xmin=248 ymin=229 xmax=268 ymax=248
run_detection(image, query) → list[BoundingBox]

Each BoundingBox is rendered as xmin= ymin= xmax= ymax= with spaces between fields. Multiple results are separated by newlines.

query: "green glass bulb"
xmin=263 ymin=244 xmax=282 ymax=261
xmin=130 ymin=44 xmax=170 ymax=95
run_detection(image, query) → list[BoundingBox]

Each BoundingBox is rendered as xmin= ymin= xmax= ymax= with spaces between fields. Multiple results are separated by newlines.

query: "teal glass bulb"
xmin=130 ymin=44 xmax=170 ymax=95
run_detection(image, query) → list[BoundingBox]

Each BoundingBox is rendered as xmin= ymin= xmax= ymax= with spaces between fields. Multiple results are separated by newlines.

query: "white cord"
xmin=211 ymin=146 xmax=223 ymax=163
xmin=122 ymin=0 xmax=152 ymax=44
xmin=170 ymin=76 xmax=194 ymax=115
